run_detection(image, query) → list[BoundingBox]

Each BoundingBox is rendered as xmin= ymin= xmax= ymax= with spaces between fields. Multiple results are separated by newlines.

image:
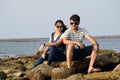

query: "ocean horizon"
xmin=0 ymin=37 xmax=120 ymax=59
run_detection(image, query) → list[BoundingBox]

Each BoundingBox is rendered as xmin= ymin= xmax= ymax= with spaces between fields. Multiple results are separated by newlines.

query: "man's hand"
xmin=76 ymin=41 xmax=85 ymax=49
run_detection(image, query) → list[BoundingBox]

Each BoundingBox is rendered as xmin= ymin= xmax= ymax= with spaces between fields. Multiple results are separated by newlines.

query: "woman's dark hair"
xmin=55 ymin=20 xmax=67 ymax=33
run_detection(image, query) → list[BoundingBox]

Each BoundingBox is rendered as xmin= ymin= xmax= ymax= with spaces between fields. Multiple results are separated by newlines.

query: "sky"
xmin=0 ymin=0 xmax=120 ymax=39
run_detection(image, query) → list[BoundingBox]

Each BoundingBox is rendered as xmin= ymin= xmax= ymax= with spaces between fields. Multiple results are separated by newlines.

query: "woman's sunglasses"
xmin=56 ymin=26 xmax=63 ymax=29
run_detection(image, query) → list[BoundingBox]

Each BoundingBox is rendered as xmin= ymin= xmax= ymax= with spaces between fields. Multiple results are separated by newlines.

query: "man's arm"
xmin=63 ymin=37 xmax=85 ymax=49
xmin=63 ymin=37 xmax=76 ymax=44
xmin=86 ymin=35 xmax=99 ymax=52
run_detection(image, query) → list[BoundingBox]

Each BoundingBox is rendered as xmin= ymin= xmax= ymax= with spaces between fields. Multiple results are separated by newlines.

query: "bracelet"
xmin=93 ymin=43 xmax=99 ymax=46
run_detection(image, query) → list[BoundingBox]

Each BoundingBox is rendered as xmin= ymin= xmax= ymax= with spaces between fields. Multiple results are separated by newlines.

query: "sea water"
xmin=0 ymin=38 xmax=120 ymax=58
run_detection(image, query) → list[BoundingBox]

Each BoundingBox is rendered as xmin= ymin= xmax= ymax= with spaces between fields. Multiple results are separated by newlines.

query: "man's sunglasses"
xmin=70 ymin=22 xmax=78 ymax=25
xmin=56 ymin=26 xmax=63 ymax=28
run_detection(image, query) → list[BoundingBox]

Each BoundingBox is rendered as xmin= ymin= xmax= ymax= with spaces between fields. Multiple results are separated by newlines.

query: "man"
xmin=63 ymin=14 xmax=100 ymax=73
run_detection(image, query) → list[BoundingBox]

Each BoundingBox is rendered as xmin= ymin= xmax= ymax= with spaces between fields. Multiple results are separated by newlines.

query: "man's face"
xmin=70 ymin=20 xmax=79 ymax=30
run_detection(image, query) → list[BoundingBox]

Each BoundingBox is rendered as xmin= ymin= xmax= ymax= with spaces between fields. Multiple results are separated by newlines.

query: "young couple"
xmin=32 ymin=14 xmax=100 ymax=74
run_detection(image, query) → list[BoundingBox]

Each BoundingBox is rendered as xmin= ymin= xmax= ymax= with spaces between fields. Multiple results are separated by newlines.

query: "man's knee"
xmin=92 ymin=45 xmax=99 ymax=53
xmin=66 ymin=44 xmax=74 ymax=54
xmin=67 ymin=44 xmax=74 ymax=49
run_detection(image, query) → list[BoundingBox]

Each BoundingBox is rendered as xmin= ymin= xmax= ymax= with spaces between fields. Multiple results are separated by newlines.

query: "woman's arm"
xmin=45 ymin=38 xmax=63 ymax=46
xmin=38 ymin=40 xmax=51 ymax=59
xmin=38 ymin=39 xmax=51 ymax=53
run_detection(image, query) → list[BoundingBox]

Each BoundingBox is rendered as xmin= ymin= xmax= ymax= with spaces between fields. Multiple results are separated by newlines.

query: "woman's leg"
xmin=47 ymin=46 xmax=55 ymax=65
xmin=47 ymin=46 xmax=65 ymax=65
xmin=33 ymin=57 xmax=44 ymax=68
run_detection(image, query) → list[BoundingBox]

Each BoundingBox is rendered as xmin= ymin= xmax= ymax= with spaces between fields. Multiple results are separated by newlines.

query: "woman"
xmin=32 ymin=20 xmax=67 ymax=68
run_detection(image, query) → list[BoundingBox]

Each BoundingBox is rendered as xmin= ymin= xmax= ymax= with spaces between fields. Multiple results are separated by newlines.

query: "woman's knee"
xmin=49 ymin=46 xmax=56 ymax=55
xmin=49 ymin=46 xmax=56 ymax=51
xmin=50 ymin=46 xmax=55 ymax=49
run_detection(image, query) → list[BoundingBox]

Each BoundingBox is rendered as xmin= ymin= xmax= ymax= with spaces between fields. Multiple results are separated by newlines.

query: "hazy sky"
xmin=0 ymin=0 xmax=120 ymax=39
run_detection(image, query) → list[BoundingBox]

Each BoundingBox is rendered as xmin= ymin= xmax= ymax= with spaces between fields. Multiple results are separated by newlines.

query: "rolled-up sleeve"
xmin=61 ymin=29 xmax=70 ymax=38
xmin=82 ymin=28 xmax=89 ymax=38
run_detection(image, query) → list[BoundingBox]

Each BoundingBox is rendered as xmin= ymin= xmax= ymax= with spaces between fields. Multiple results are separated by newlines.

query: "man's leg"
xmin=66 ymin=44 xmax=74 ymax=68
xmin=88 ymin=45 xmax=99 ymax=73
xmin=72 ymin=45 xmax=99 ymax=73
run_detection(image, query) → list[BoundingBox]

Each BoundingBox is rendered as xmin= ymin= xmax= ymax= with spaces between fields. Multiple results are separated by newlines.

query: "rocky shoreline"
xmin=0 ymin=49 xmax=120 ymax=80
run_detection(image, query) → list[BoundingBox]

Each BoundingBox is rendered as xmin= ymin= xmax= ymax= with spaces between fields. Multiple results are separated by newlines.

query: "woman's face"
xmin=55 ymin=22 xmax=63 ymax=32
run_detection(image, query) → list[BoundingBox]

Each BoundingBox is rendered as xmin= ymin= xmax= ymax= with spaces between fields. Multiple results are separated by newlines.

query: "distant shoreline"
xmin=0 ymin=35 xmax=120 ymax=42
xmin=93 ymin=35 xmax=120 ymax=39
xmin=0 ymin=38 xmax=49 ymax=42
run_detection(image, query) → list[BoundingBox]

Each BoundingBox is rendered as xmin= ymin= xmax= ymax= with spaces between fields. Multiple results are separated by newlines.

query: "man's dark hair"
xmin=70 ymin=14 xmax=80 ymax=22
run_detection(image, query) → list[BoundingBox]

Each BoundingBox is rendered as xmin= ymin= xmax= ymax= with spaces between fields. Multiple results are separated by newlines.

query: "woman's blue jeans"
xmin=33 ymin=46 xmax=65 ymax=68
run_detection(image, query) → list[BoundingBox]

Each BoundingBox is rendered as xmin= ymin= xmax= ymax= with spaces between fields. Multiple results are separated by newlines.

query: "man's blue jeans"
xmin=73 ymin=45 xmax=93 ymax=60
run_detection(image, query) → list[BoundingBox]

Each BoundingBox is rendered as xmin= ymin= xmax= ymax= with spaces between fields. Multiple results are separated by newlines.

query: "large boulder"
xmin=85 ymin=71 xmax=120 ymax=80
xmin=58 ymin=71 xmax=120 ymax=80
xmin=113 ymin=64 xmax=120 ymax=72
xmin=51 ymin=68 xmax=75 ymax=80
xmin=0 ymin=71 xmax=7 ymax=80
xmin=95 ymin=53 xmax=120 ymax=71
xmin=26 ymin=64 xmax=53 ymax=80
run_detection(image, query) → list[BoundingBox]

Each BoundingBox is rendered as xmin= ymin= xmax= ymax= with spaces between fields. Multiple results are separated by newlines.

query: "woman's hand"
xmin=38 ymin=44 xmax=45 ymax=52
xmin=41 ymin=53 xmax=46 ymax=59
